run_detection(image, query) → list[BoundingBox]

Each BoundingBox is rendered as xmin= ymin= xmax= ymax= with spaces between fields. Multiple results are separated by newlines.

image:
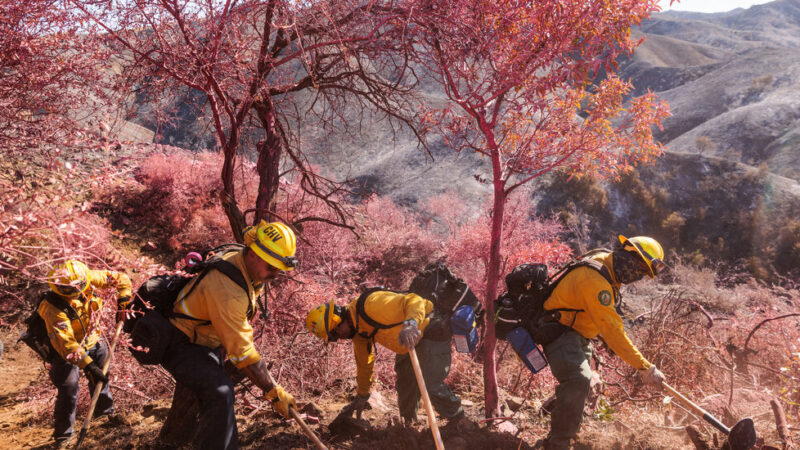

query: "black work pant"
xmin=161 ymin=329 xmax=237 ymax=450
xmin=48 ymin=339 xmax=113 ymax=440
xmin=394 ymin=337 xmax=463 ymax=421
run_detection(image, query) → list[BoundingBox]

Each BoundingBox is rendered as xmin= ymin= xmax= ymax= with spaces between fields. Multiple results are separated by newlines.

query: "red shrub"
xmin=443 ymin=192 xmax=572 ymax=300
xmin=96 ymin=150 xmax=258 ymax=255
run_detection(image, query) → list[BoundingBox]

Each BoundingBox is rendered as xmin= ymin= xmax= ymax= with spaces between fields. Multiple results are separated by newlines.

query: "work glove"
xmin=116 ymin=296 xmax=131 ymax=323
xmin=399 ymin=319 xmax=422 ymax=349
xmin=264 ymin=385 xmax=297 ymax=419
xmin=638 ymin=365 xmax=665 ymax=388
xmin=84 ymin=361 xmax=109 ymax=385
xmin=342 ymin=394 xmax=370 ymax=417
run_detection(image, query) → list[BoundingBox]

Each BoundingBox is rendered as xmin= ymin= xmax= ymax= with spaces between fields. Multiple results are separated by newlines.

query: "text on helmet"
xmin=264 ymin=225 xmax=283 ymax=243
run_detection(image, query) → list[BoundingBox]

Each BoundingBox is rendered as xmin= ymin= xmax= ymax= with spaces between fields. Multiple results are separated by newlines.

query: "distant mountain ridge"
xmin=119 ymin=0 xmax=800 ymax=277
xmin=631 ymin=0 xmax=800 ymax=181
xmin=535 ymin=0 xmax=800 ymax=278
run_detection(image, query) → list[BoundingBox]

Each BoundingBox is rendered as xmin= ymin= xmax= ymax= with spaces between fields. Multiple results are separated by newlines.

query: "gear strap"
xmin=173 ymin=257 xmax=252 ymax=326
xmin=544 ymin=252 xmax=620 ymax=327
xmin=42 ymin=291 xmax=87 ymax=337
xmin=43 ymin=291 xmax=81 ymax=320
xmin=354 ymin=288 xmax=404 ymax=339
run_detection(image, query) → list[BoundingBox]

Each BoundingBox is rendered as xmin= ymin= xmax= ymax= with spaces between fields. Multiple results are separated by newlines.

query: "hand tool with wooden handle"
xmin=409 ymin=347 xmax=445 ymax=450
xmin=75 ymin=320 xmax=124 ymax=449
xmin=662 ymin=382 xmax=756 ymax=450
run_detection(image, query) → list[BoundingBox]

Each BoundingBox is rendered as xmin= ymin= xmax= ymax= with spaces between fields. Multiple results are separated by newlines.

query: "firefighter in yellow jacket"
xmin=306 ymin=290 xmax=464 ymax=424
xmin=539 ymin=235 xmax=667 ymax=450
xmin=40 ymin=260 xmax=132 ymax=445
xmin=160 ymin=221 xmax=298 ymax=449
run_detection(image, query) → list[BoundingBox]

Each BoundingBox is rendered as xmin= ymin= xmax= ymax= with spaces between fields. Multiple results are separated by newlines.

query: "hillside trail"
xmin=0 ymin=326 xmax=535 ymax=449
xmin=1 ymin=322 xmax=733 ymax=450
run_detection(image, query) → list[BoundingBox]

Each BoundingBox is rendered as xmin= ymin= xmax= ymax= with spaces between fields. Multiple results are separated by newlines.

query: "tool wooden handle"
xmin=409 ymin=348 xmax=445 ymax=450
xmin=289 ymin=407 xmax=328 ymax=450
xmin=663 ymin=382 xmax=730 ymax=435
xmin=75 ymin=320 xmax=125 ymax=449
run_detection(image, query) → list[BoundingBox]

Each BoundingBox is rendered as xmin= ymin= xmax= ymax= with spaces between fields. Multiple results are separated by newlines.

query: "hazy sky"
xmin=659 ymin=0 xmax=774 ymax=13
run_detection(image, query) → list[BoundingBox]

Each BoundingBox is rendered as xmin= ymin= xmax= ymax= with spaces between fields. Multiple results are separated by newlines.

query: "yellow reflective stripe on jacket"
xmin=543 ymin=252 xmax=652 ymax=370
xmin=170 ymin=250 xmax=263 ymax=369
xmin=228 ymin=346 xmax=260 ymax=367
xmin=348 ymin=291 xmax=432 ymax=396
xmin=174 ymin=291 xmax=196 ymax=318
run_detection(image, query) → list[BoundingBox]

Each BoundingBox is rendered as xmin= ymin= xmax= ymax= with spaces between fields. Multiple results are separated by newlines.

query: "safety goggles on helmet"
xmin=252 ymin=238 xmax=299 ymax=269
xmin=49 ymin=280 xmax=86 ymax=297
xmin=623 ymin=241 xmax=664 ymax=275
xmin=618 ymin=235 xmax=666 ymax=278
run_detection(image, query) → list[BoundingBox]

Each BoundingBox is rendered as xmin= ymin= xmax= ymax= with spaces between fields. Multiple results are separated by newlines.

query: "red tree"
xmin=409 ymin=0 xmax=671 ymax=416
xmin=72 ymin=0 xmax=423 ymax=237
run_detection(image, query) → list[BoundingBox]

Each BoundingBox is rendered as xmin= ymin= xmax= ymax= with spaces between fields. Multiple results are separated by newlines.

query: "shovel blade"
xmin=727 ymin=418 xmax=756 ymax=450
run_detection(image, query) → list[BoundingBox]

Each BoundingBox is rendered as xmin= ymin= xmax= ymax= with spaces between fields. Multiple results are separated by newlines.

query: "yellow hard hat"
xmin=242 ymin=220 xmax=268 ymax=247
xmin=618 ymin=235 xmax=665 ymax=278
xmin=47 ymin=260 xmax=91 ymax=298
xmin=249 ymin=222 xmax=298 ymax=271
xmin=306 ymin=300 xmax=342 ymax=344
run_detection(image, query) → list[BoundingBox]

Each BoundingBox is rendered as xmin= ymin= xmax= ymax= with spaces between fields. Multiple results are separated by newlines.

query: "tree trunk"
xmin=220 ymin=143 xmax=245 ymax=242
xmin=254 ymin=108 xmax=282 ymax=224
xmin=770 ymin=398 xmax=792 ymax=447
xmin=483 ymin=144 xmax=506 ymax=418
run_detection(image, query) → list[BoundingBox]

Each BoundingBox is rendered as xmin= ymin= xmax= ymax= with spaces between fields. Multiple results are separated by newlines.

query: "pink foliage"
xmin=288 ymin=193 xmax=442 ymax=291
xmin=352 ymin=195 xmax=441 ymax=288
xmin=423 ymin=191 xmax=466 ymax=238
xmin=443 ymin=192 xmax=572 ymax=300
xmin=111 ymin=151 xmax=258 ymax=253
xmin=296 ymin=220 xmax=361 ymax=289
xmin=409 ymin=0 xmax=669 ymax=415
xmin=9 ymin=145 xmax=581 ymax=417
xmin=0 ymin=159 xmax=131 ymax=312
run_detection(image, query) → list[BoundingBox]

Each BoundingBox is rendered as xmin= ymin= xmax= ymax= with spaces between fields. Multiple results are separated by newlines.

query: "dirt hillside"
xmin=3 ymin=323 xmax=772 ymax=450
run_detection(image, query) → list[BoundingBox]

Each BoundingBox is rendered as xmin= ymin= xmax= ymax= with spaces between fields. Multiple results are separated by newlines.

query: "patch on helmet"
xmin=598 ymin=290 xmax=612 ymax=306
xmin=55 ymin=321 xmax=70 ymax=330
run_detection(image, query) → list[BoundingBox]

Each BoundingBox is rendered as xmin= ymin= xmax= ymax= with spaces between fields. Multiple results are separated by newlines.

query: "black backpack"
xmin=494 ymin=249 xmax=616 ymax=341
xmin=128 ymin=243 xmax=251 ymax=323
xmin=353 ymin=263 xmax=483 ymax=341
xmin=408 ymin=262 xmax=484 ymax=319
xmin=126 ymin=244 xmax=254 ymax=365
xmin=19 ymin=291 xmax=83 ymax=362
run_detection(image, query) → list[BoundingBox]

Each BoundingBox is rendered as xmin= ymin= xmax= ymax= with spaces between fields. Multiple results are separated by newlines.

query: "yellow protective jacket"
xmin=348 ymin=290 xmax=433 ymax=396
xmin=38 ymin=269 xmax=132 ymax=368
xmin=543 ymin=252 xmax=652 ymax=370
xmin=170 ymin=249 xmax=263 ymax=369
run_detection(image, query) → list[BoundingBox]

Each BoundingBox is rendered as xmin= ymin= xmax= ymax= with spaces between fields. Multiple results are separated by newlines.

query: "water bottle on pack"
xmin=450 ymin=305 xmax=479 ymax=353
xmin=507 ymin=326 xmax=548 ymax=373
